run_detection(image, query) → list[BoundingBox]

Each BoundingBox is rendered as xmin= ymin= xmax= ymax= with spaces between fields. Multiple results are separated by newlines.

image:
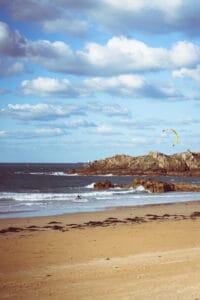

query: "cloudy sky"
xmin=0 ymin=0 xmax=200 ymax=162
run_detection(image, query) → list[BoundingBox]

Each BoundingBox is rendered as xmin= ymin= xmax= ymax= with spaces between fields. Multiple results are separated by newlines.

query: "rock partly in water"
xmin=94 ymin=180 xmax=114 ymax=190
xmin=129 ymin=178 xmax=200 ymax=193
xmin=128 ymin=178 xmax=175 ymax=193
xmin=93 ymin=178 xmax=200 ymax=193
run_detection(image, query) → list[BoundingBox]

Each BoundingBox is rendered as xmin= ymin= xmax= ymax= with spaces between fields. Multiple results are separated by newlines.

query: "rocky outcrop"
xmin=128 ymin=178 xmax=200 ymax=193
xmin=93 ymin=178 xmax=200 ymax=193
xmin=66 ymin=150 xmax=200 ymax=176
xmin=94 ymin=180 xmax=114 ymax=189
xmin=127 ymin=178 xmax=175 ymax=193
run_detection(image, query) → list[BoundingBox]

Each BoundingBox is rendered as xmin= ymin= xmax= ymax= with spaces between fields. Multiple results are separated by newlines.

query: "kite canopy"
xmin=162 ymin=128 xmax=178 ymax=146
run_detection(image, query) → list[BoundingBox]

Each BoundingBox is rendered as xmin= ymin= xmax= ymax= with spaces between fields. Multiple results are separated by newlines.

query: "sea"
xmin=1 ymin=163 xmax=200 ymax=219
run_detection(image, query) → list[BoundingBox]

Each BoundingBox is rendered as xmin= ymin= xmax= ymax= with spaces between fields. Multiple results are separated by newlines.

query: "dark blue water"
xmin=1 ymin=163 xmax=200 ymax=219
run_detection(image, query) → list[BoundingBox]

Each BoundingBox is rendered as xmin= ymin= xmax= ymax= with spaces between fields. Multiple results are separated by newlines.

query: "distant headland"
xmin=66 ymin=150 xmax=200 ymax=176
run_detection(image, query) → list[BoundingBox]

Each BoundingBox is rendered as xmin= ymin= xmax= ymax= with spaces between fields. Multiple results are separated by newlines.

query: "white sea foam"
xmin=0 ymin=188 xmax=143 ymax=203
xmin=73 ymin=198 xmax=88 ymax=203
xmin=15 ymin=171 xmax=79 ymax=176
xmin=135 ymin=185 xmax=146 ymax=192
xmin=1 ymin=189 xmax=200 ymax=220
xmin=86 ymin=182 xmax=95 ymax=188
xmin=0 ymin=192 xmax=71 ymax=202
xmin=102 ymin=174 xmax=114 ymax=176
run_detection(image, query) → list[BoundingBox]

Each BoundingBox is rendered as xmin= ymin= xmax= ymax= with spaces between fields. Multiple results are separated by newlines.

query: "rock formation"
xmin=127 ymin=178 xmax=175 ymax=193
xmin=66 ymin=150 xmax=200 ymax=176
xmin=93 ymin=178 xmax=200 ymax=193
xmin=94 ymin=180 xmax=114 ymax=189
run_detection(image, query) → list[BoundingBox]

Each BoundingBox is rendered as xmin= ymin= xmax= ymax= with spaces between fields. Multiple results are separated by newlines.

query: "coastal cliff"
xmin=67 ymin=150 xmax=200 ymax=176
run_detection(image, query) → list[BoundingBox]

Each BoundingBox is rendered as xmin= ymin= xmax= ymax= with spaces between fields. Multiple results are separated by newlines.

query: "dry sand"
xmin=1 ymin=201 xmax=200 ymax=299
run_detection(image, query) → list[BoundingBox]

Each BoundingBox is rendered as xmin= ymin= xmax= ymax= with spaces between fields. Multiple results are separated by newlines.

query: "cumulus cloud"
xmin=81 ymin=37 xmax=169 ymax=74
xmin=18 ymin=75 xmax=181 ymax=100
xmin=2 ymin=0 xmax=60 ymax=22
xmin=0 ymin=21 xmax=27 ymax=57
xmin=84 ymin=74 xmax=145 ymax=95
xmin=95 ymin=0 xmax=200 ymax=37
xmin=170 ymin=41 xmax=200 ymax=68
xmin=0 ymin=103 xmax=85 ymax=121
xmin=25 ymin=36 xmax=169 ymax=75
xmin=42 ymin=18 xmax=89 ymax=37
xmin=3 ymin=0 xmax=200 ymax=37
xmin=0 ymin=22 xmax=78 ymax=73
xmin=0 ymin=60 xmax=27 ymax=78
xmin=26 ymin=40 xmax=79 ymax=74
xmin=20 ymin=77 xmax=79 ymax=97
xmin=2 ymin=21 xmax=200 ymax=76
xmin=1 ymin=0 xmax=90 ymax=37
xmin=173 ymin=65 xmax=200 ymax=83
xmin=82 ymin=38 xmax=200 ymax=73
xmin=84 ymin=74 xmax=181 ymax=99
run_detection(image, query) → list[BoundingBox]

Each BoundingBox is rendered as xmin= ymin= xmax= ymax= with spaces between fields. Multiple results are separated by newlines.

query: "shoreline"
xmin=1 ymin=200 xmax=200 ymax=299
xmin=1 ymin=195 xmax=200 ymax=221
xmin=1 ymin=198 xmax=200 ymax=227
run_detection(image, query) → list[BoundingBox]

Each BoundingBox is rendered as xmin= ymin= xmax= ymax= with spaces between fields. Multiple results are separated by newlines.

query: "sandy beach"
xmin=1 ymin=201 xmax=200 ymax=299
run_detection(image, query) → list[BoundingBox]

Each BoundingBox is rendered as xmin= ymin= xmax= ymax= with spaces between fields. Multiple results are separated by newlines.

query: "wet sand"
xmin=1 ymin=201 xmax=200 ymax=299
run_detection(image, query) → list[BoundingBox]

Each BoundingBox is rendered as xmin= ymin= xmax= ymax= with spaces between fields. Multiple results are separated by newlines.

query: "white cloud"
xmin=42 ymin=18 xmax=89 ymax=37
xmin=84 ymin=74 xmax=145 ymax=92
xmin=0 ymin=59 xmax=27 ymax=78
xmin=3 ymin=0 xmax=200 ymax=37
xmin=82 ymin=37 xmax=169 ymax=74
xmin=0 ymin=21 xmax=27 ymax=56
xmin=26 ymin=35 xmax=169 ymax=75
xmin=103 ymin=0 xmax=182 ymax=12
xmin=173 ymin=65 xmax=200 ymax=83
xmin=0 ymin=103 xmax=85 ymax=121
xmin=0 ymin=127 xmax=66 ymax=140
xmin=26 ymin=40 xmax=78 ymax=74
xmin=18 ymin=74 xmax=181 ymax=100
xmin=34 ymin=127 xmax=63 ymax=136
xmin=20 ymin=77 xmax=78 ymax=97
xmin=2 ymin=0 xmax=91 ymax=37
xmin=170 ymin=41 xmax=200 ymax=68
xmin=96 ymin=0 xmax=200 ymax=36
xmin=2 ymin=0 xmax=60 ymax=22
xmin=84 ymin=74 xmax=181 ymax=98
xmin=2 ymin=21 xmax=200 ymax=77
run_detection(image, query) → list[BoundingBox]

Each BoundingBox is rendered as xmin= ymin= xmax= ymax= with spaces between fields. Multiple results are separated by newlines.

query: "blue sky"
xmin=0 ymin=0 xmax=200 ymax=162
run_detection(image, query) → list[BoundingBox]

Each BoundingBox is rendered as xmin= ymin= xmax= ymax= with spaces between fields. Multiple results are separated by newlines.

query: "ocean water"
xmin=1 ymin=163 xmax=200 ymax=219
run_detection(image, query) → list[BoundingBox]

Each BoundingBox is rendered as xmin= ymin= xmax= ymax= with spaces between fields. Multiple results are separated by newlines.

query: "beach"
xmin=1 ymin=201 xmax=200 ymax=299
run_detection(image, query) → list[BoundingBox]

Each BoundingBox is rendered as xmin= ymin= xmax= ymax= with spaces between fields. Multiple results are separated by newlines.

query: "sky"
xmin=0 ymin=0 xmax=200 ymax=163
